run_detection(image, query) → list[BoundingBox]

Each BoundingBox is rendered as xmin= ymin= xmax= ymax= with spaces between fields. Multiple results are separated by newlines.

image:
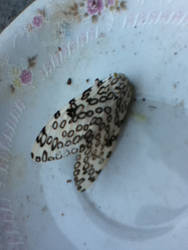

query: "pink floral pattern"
xmin=20 ymin=70 xmax=32 ymax=84
xmin=108 ymin=0 xmax=115 ymax=5
xmin=87 ymin=0 xmax=104 ymax=15
xmin=32 ymin=16 xmax=43 ymax=27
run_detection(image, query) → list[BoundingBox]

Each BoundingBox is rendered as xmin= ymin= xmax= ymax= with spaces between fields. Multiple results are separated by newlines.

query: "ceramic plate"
xmin=0 ymin=0 xmax=188 ymax=249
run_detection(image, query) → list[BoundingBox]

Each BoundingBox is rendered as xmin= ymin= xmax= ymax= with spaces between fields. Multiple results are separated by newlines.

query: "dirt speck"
xmin=84 ymin=12 xmax=89 ymax=17
xmin=66 ymin=179 xmax=72 ymax=183
xmin=174 ymin=51 xmax=178 ymax=55
xmin=148 ymin=105 xmax=157 ymax=109
xmin=92 ymin=15 xmax=98 ymax=23
xmin=120 ymin=1 xmax=127 ymax=10
xmin=142 ymin=98 xmax=146 ymax=102
xmin=86 ymin=78 xmax=90 ymax=83
xmin=178 ymin=100 xmax=184 ymax=108
xmin=40 ymin=184 xmax=44 ymax=193
xmin=28 ymin=55 xmax=38 ymax=68
xmin=10 ymin=84 xmax=15 ymax=94
xmin=26 ymin=195 xmax=31 ymax=202
xmin=99 ymin=32 xmax=105 ymax=38
xmin=58 ymin=47 xmax=62 ymax=51
xmin=67 ymin=78 xmax=72 ymax=85
xmin=41 ymin=205 xmax=48 ymax=213
xmin=61 ymin=213 xmax=64 ymax=216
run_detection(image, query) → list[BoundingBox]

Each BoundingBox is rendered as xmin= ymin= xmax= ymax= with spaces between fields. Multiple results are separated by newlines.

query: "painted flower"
xmin=88 ymin=0 xmax=104 ymax=15
xmin=20 ymin=70 xmax=32 ymax=84
xmin=108 ymin=0 xmax=114 ymax=5
xmin=32 ymin=15 xmax=43 ymax=27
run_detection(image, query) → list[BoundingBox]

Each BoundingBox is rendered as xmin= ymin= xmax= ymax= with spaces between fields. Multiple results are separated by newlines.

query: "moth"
xmin=31 ymin=73 xmax=134 ymax=192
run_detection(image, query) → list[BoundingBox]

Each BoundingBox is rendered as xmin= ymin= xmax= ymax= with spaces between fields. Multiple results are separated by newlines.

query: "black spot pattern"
xmin=31 ymin=73 xmax=134 ymax=192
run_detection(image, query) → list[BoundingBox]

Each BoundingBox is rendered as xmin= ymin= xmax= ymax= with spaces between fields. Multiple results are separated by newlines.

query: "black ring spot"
xmin=65 ymin=140 xmax=72 ymax=147
xmin=99 ymin=96 xmax=107 ymax=103
xmin=107 ymin=92 xmax=114 ymax=100
xmin=71 ymin=148 xmax=78 ymax=154
xmin=42 ymin=151 xmax=48 ymax=162
xmin=76 ymin=124 xmax=83 ymax=132
xmin=51 ymin=137 xmax=58 ymax=151
xmin=60 ymin=120 xmax=66 ymax=129
xmin=80 ymin=144 xmax=86 ymax=153
xmin=84 ymin=124 xmax=89 ymax=131
xmin=62 ymin=130 xmax=67 ymax=137
xmin=36 ymin=156 xmax=41 ymax=162
xmin=87 ymin=110 xmax=94 ymax=117
xmin=73 ymin=135 xmax=81 ymax=144
xmin=104 ymin=106 xmax=112 ymax=114
xmin=74 ymin=161 xmax=81 ymax=168
xmin=87 ymin=98 xmax=98 ymax=105
xmin=68 ymin=130 xmax=74 ymax=137
xmin=54 ymin=110 xmax=61 ymax=119
xmin=95 ymin=107 xmax=103 ymax=114
xmin=57 ymin=141 xmax=64 ymax=149
xmin=78 ymin=112 xmax=86 ymax=119
xmin=47 ymin=136 xmax=53 ymax=145
xmin=52 ymin=121 xmax=58 ymax=129
xmin=74 ymin=169 xmax=80 ymax=176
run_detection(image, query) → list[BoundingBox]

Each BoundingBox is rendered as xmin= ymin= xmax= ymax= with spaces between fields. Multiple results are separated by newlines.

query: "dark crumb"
xmin=92 ymin=15 xmax=98 ymax=23
xmin=120 ymin=1 xmax=127 ymax=10
xmin=61 ymin=213 xmax=64 ymax=216
xmin=67 ymin=78 xmax=72 ymax=85
xmin=134 ymin=25 xmax=137 ymax=28
xmin=148 ymin=105 xmax=157 ymax=109
xmin=95 ymin=78 xmax=100 ymax=84
xmin=99 ymin=32 xmax=105 ymax=38
xmin=66 ymin=179 xmax=72 ymax=183
xmin=174 ymin=51 xmax=178 ymax=55
xmin=84 ymin=12 xmax=89 ymax=17
xmin=58 ymin=47 xmax=62 ymax=51
xmin=142 ymin=98 xmax=146 ymax=102
xmin=38 ymin=8 xmax=46 ymax=17
xmin=10 ymin=84 xmax=15 ymax=94
xmin=86 ymin=78 xmax=90 ymax=83
xmin=63 ymin=11 xmax=68 ymax=16
xmin=28 ymin=55 xmax=38 ymax=68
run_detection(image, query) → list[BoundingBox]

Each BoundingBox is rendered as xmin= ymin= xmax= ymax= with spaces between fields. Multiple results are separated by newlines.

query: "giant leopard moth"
xmin=31 ymin=73 xmax=134 ymax=192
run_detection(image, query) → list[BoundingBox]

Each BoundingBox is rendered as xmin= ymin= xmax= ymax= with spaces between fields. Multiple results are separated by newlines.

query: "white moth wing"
xmin=73 ymin=74 xmax=134 ymax=191
xmin=31 ymin=73 xmax=134 ymax=192
xmin=31 ymin=76 xmax=114 ymax=163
